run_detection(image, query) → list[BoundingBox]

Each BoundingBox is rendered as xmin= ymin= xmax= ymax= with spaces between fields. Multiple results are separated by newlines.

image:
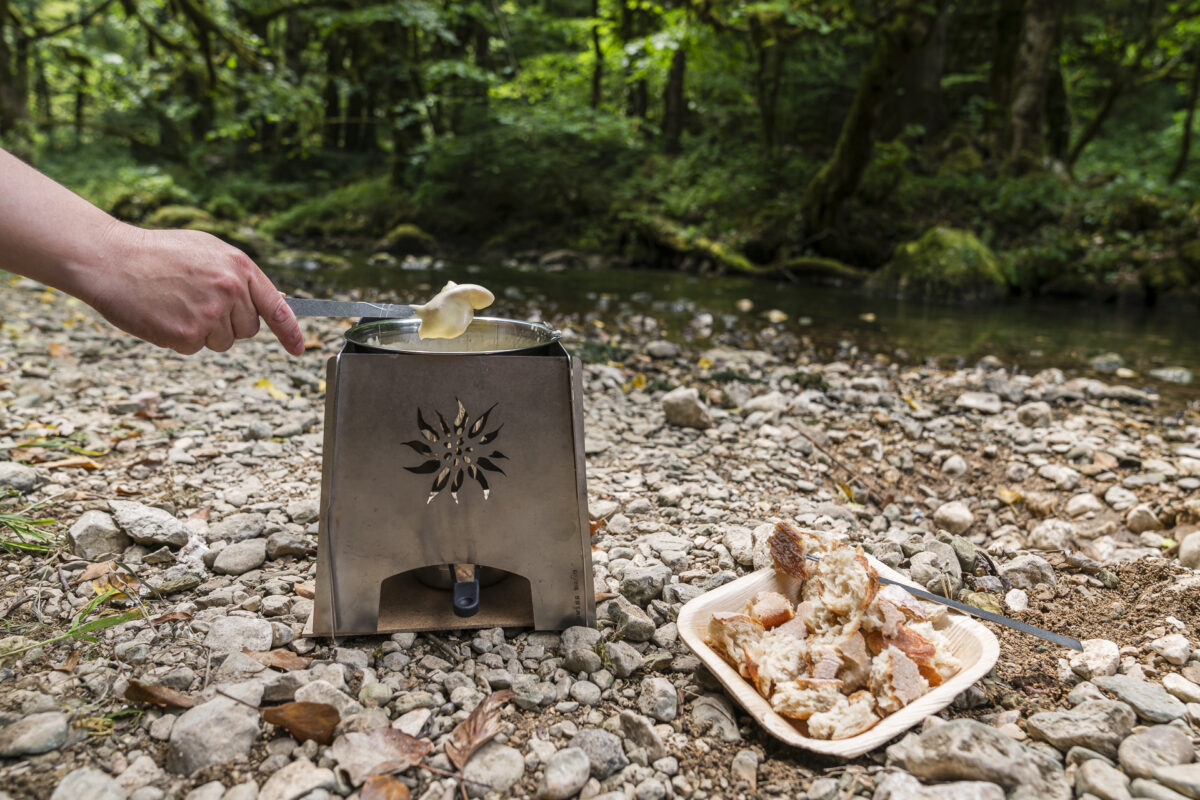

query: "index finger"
xmin=247 ymin=267 xmax=304 ymax=356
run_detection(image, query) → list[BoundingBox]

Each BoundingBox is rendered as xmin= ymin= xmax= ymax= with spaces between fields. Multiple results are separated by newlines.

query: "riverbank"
xmin=1 ymin=279 xmax=1200 ymax=799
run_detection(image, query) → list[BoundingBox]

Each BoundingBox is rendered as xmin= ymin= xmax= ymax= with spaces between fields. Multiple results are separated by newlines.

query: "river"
xmin=272 ymin=254 xmax=1200 ymax=409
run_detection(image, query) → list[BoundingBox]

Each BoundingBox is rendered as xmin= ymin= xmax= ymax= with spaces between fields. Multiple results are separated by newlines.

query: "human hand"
xmin=79 ymin=225 xmax=305 ymax=355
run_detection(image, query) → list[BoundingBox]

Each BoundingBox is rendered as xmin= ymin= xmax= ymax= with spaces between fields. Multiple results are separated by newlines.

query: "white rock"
xmin=661 ymin=387 xmax=712 ymax=429
xmin=68 ymin=510 xmax=130 ymax=559
xmin=1162 ymin=673 xmax=1200 ymax=704
xmin=1126 ymin=503 xmax=1163 ymax=534
xmin=1149 ymin=634 xmax=1190 ymax=666
xmin=941 ymin=455 xmax=968 ymax=477
xmin=258 ymin=757 xmax=335 ymax=800
xmin=108 ymin=500 xmax=190 ymax=547
xmin=933 ymin=501 xmax=974 ymax=535
xmin=1027 ymin=519 xmax=1074 ymax=551
xmin=1069 ymin=639 xmax=1120 ymax=680
xmin=1105 ymin=485 xmax=1138 ymax=511
xmin=956 ymin=392 xmax=1002 ymax=414
xmin=1066 ymin=494 xmax=1104 ymax=518
xmin=1004 ymin=589 xmax=1029 ymax=612
xmin=49 ymin=767 xmax=122 ymax=800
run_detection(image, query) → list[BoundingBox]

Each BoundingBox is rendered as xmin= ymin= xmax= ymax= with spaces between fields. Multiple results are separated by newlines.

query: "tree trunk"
xmin=1065 ymin=71 xmax=1122 ymax=170
xmin=0 ymin=0 xmax=30 ymax=143
xmin=662 ymin=47 xmax=685 ymax=154
xmin=590 ymin=0 xmax=603 ymax=108
xmin=74 ymin=63 xmax=86 ymax=147
xmin=889 ymin=6 xmax=948 ymax=139
xmin=1007 ymin=0 xmax=1061 ymax=173
xmin=1170 ymin=47 xmax=1200 ymax=183
xmin=1044 ymin=57 xmax=1068 ymax=160
xmin=800 ymin=1 xmax=936 ymax=238
xmin=986 ymin=0 xmax=1025 ymax=149
xmin=322 ymin=36 xmax=342 ymax=150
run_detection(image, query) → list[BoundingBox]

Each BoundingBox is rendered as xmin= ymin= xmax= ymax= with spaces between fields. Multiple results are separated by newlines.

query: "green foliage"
xmin=262 ymin=178 xmax=412 ymax=241
xmin=872 ymin=226 xmax=1008 ymax=299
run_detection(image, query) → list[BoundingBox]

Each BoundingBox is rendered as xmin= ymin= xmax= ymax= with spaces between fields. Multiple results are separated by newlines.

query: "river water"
xmin=274 ymin=255 xmax=1199 ymax=408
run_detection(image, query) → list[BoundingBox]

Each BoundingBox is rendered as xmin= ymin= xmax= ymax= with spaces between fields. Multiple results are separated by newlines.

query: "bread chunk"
xmin=746 ymin=591 xmax=795 ymax=630
xmin=750 ymin=630 xmax=809 ymax=696
xmin=769 ymin=677 xmax=843 ymax=720
xmin=807 ymin=690 xmax=880 ymax=740
xmin=834 ymin=630 xmax=872 ymax=693
xmin=769 ymin=522 xmax=831 ymax=580
xmin=800 ymin=546 xmax=877 ymax=640
xmin=869 ymin=645 xmax=929 ymax=713
xmin=706 ymin=612 xmax=765 ymax=679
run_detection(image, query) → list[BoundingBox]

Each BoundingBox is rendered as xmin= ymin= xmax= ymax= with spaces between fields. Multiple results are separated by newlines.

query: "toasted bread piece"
xmin=865 ymin=623 xmax=942 ymax=686
xmin=706 ymin=612 xmax=765 ymax=679
xmin=808 ymin=643 xmax=841 ymax=680
xmin=907 ymin=621 xmax=961 ymax=684
xmin=807 ymin=690 xmax=880 ymax=740
xmin=834 ymin=630 xmax=872 ymax=693
xmin=863 ymin=595 xmax=908 ymax=639
xmin=746 ymin=591 xmax=795 ymax=630
xmin=869 ymin=645 xmax=929 ymax=714
xmin=769 ymin=677 xmax=843 ymax=720
xmin=751 ymin=630 xmax=809 ymax=697
xmin=772 ymin=614 xmax=809 ymax=640
xmin=769 ymin=522 xmax=831 ymax=580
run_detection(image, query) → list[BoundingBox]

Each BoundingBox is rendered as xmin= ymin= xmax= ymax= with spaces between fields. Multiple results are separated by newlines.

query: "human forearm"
xmin=0 ymin=149 xmax=303 ymax=355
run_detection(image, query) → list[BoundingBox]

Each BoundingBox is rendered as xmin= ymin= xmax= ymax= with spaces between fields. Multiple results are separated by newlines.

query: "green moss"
xmin=871 ymin=226 xmax=1008 ymax=299
xmin=144 ymin=205 xmax=215 ymax=229
xmin=375 ymin=223 xmax=437 ymax=256
xmin=778 ymin=256 xmax=868 ymax=284
xmin=938 ymin=145 xmax=985 ymax=176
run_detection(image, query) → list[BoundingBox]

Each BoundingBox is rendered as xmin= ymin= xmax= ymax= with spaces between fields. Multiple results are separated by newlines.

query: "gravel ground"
xmin=1 ymin=276 xmax=1200 ymax=800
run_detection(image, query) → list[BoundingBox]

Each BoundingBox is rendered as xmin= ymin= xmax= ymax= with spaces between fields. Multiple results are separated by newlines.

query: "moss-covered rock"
xmin=938 ymin=145 xmax=985 ymax=177
xmin=778 ymin=256 xmax=868 ymax=285
xmin=186 ymin=221 xmax=280 ymax=259
xmin=374 ymin=223 xmax=437 ymax=256
xmin=108 ymin=180 xmax=195 ymax=223
xmin=870 ymin=227 xmax=1008 ymax=300
xmin=144 ymin=205 xmax=215 ymax=230
xmin=265 ymin=250 xmax=353 ymax=272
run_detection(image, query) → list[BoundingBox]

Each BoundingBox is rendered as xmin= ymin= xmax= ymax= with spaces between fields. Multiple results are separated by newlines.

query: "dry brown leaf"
xmin=361 ymin=775 xmax=411 ymax=800
xmin=262 ymin=701 xmax=339 ymax=745
xmin=243 ymin=647 xmax=312 ymax=672
xmin=50 ymin=649 xmax=80 ymax=673
xmin=40 ymin=456 xmax=101 ymax=470
xmin=93 ymin=573 xmax=139 ymax=601
xmin=150 ymin=611 xmax=194 ymax=626
xmin=444 ymin=689 xmax=515 ymax=772
xmin=47 ymin=342 xmax=69 ymax=358
xmin=294 ymin=582 xmax=316 ymax=599
xmin=77 ymin=561 xmax=115 ymax=583
xmin=124 ymin=679 xmax=195 ymax=709
xmin=595 ymin=592 xmax=618 ymax=603
xmin=302 ymin=331 xmax=323 ymax=350
xmin=331 ymin=728 xmax=433 ymax=785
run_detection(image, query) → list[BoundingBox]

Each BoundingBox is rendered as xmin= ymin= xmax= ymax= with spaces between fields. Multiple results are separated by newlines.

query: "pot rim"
xmin=344 ymin=316 xmax=561 ymax=355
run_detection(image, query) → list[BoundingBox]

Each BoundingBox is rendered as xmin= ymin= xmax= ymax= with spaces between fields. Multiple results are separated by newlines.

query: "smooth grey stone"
xmin=213 ymin=538 xmax=267 ymax=575
xmin=603 ymin=641 xmax=644 ymax=678
xmin=886 ymin=719 xmax=1070 ymax=800
xmin=1152 ymin=764 xmax=1200 ymax=800
xmin=874 ymin=771 xmax=1005 ymax=800
xmin=570 ymin=680 xmax=601 ymax=705
xmin=561 ymin=626 xmax=601 ymax=652
xmin=610 ymin=601 xmax=656 ymax=642
xmin=563 ymin=648 xmax=603 ymax=673
xmin=167 ymin=698 xmax=260 ymax=774
xmin=1130 ymin=778 xmax=1193 ymax=800
xmin=617 ymin=710 xmax=666 ymax=761
xmin=538 ymin=747 xmax=591 ymax=800
xmin=109 ymin=499 xmax=189 ymax=547
xmin=49 ymin=767 xmax=122 ymax=800
xmin=68 ymin=510 xmax=129 ymax=559
xmin=567 ymin=728 xmax=629 ymax=780
xmin=1000 ymin=553 xmax=1057 ymax=590
xmin=690 ymin=694 xmax=740 ymax=742
xmin=1119 ymin=725 xmax=1194 ymax=780
xmin=208 ymin=512 xmax=268 ymax=543
xmin=1076 ymin=758 xmax=1133 ymax=800
xmin=258 ymin=757 xmax=334 ymax=800
xmin=203 ymin=616 xmax=274 ymax=655
xmin=619 ymin=565 xmax=671 ymax=606
xmin=638 ymin=677 xmax=677 ymax=722
xmin=0 ymin=711 xmax=68 ymax=756
xmin=1026 ymin=700 xmax=1137 ymax=758
xmin=1093 ymin=675 xmax=1187 ymax=723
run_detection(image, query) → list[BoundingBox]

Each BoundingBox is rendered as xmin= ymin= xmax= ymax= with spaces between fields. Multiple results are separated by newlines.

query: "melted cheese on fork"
xmin=411 ymin=281 xmax=494 ymax=339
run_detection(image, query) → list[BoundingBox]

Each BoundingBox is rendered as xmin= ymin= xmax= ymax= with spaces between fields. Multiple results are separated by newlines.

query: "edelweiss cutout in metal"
xmin=403 ymin=400 xmax=507 ymax=503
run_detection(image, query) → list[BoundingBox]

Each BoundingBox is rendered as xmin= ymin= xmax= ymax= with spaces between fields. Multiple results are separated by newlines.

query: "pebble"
xmin=1026 ymin=700 xmax=1136 ymax=758
xmin=1149 ymin=634 xmax=1191 ymax=666
xmin=1075 ymin=757 xmax=1132 ymax=800
xmin=933 ymin=501 xmax=974 ymax=535
xmin=604 ymin=641 xmax=644 ymax=677
xmin=567 ymin=728 xmax=629 ymax=780
xmin=638 ymin=677 xmax=678 ymax=722
xmin=1162 ymin=673 xmax=1200 ymax=704
xmin=1092 ymin=675 xmax=1187 ymax=723
xmin=539 ymin=747 xmax=591 ymax=800
xmin=203 ymin=616 xmax=274 ymax=654
xmin=1118 ymin=725 xmax=1195 ymax=780
xmin=108 ymin=500 xmax=190 ymax=547
xmin=0 ymin=711 xmax=68 ymax=757
xmin=886 ymin=720 xmax=1069 ymax=800
xmin=1070 ymin=640 xmax=1121 ymax=680
xmin=0 ymin=462 xmax=40 ymax=493
xmin=166 ymin=698 xmax=260 ymax=774
xmin=1152 ymin=764 xmax=1200 ymax=800
xmin=661 ymin=387 xmax=712 ymax=429
xmin=731 ymin=749 xmax=758 ymax=791
xmin=874 ymin=771 xmax=1005 ymax=800
xmin=49 ymin=767 xmax=123 ymax=800
xmin=956 ymin=392 xmax=1002 ymax=414
xmin=68 ymin=510 xmax=129 ymax=559
xmin=212 ymin=538 xmax=268 ymax=575
xmin=258 ymin=757 xmax=335 ymax=800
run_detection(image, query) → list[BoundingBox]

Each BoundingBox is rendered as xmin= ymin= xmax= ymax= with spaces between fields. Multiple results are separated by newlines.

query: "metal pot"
xmin=345 ymin=317 xmax=561 ymax=355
